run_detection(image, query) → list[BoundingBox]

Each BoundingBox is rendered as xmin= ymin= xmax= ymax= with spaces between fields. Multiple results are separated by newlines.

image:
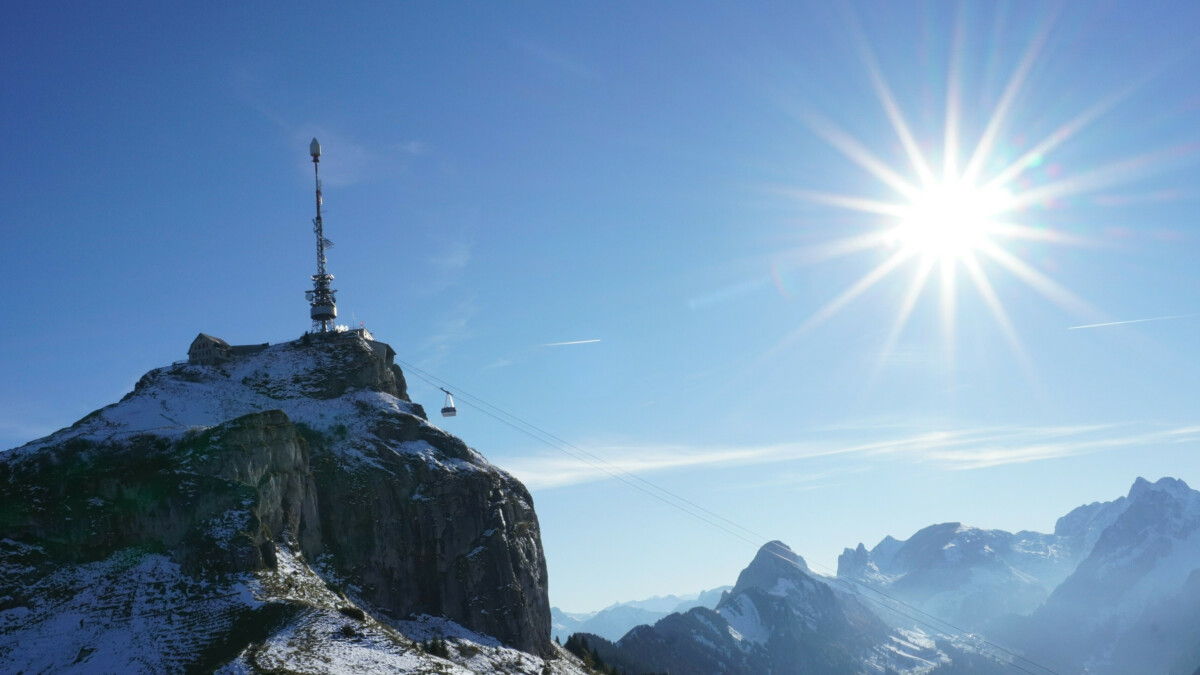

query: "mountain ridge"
xmin=0 ymin=331 xmax=586 ymax=673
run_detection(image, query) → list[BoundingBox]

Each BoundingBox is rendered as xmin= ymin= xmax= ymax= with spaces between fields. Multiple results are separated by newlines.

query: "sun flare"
xmin=892 ymin=181 xmax=1012 ymax=263
xmin=766 ymin=13 xmax=1125 ymax=373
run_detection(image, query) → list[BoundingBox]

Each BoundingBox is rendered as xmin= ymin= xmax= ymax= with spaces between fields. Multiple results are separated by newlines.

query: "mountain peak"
xmin=1129 ymin=476 xmax=1193 ymax=502
xmin=729 ymin=540 xmax=810 ymax=597
xmin=1 ymin=331 xmax=559 ymax=668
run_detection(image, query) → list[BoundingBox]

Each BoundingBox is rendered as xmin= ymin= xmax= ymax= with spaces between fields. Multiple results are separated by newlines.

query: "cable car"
xmin=440 ymin=388 xmax=457 ymax=417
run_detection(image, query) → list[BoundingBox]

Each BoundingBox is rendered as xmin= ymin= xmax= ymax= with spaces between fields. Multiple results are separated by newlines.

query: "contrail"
xmin=1069 ymin=314 xmax=1194 ymax=330
xmin=542 ymin=339 xmax=602 ymax=347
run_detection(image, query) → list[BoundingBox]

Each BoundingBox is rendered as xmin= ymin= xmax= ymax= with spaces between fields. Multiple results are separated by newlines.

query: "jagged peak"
xmin=1128 ymin=476 xmax=1194 ymax=502
xmin=729 ymin=541 xmax=811 ymax=597
xmin=8 ymin=332 xmax=430 ymax=464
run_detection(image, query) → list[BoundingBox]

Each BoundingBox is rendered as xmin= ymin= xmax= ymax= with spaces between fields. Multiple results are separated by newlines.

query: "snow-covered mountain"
xmin=585 ymin=541 xmax=948 ymax=674
xmin=837 ymin=524 xmax=1074 ymax=630
xmin=0 ymin=331 xmax=590 ymax=674
xmin=835 ymin=477 xmax=1200 ymax=674
xmin=1003 ymin=477 xmax=1200 ymax=674
xmin=550 ymin=586 xmax=730 ymax=642
xmin=836 ymin=487 xmax=1134 ymax=631
xmin=573 ymin=478 xmax=1200 ymax=675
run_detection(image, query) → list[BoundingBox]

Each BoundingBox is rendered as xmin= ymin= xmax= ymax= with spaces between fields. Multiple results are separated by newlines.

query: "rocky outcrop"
xmin=306 ymin=406 xmax=551 ymax=655
xmin=837 ymin=521 xmax=1081 ymax=631
xmin=590 ymin=541 xmax=936 ymax=674
xmin=0 ymin=409 xmax=316 ymax=575
xmin=0 ymin=331 xmax=555 ymax=670
xmin=1003 ymin=477 xmax=1200 ymax=674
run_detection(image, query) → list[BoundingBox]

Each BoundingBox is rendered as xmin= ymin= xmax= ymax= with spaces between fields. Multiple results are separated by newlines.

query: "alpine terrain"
xmin=0 ymin=330 xmax=591 ymax=674
xmin=550 ymin=587 xmax=729 ymax=642
xmin=580 ymin=540 xmax=949 ymax=674
xmin=563 ymin=478 xmax=1200 ymax=675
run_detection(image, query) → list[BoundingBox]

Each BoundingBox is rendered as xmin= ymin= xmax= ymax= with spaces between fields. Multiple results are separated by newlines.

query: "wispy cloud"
xmin=429 ymin=240 xmax=472 ymax=272
xmin=416 ymin=233 xmax=475 ymax=297
xmin=505 ymin=443 xmax=780 ymax=490
xmin=542 ymin=339 xmax=601 ymax=347
xmin=231 ymin=68 xmax=426 ymax=187
xmin=397 ymin=140 xmax=427 ymax=156
xmin=510 ymin=40 xmax=599 ymax=80
xmin=480 ymin=338 xmax=602 ymax=373
xmin=420 ymin=300 xmax=477 ymax=367
xmin=719 ymin=468 xmax=866 ymax=492
xmin=1068 ymin=314 xmax=1195 ymax=330
xmin=505 ymin=423 xmax=1200 ymax=490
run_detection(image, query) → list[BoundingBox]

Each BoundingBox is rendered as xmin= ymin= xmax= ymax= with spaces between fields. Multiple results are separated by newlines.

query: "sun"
xmin=763 ymin=13 xmax=1126 ymax=370
xmin=892 ymin=181 xmax=1012 ymax=263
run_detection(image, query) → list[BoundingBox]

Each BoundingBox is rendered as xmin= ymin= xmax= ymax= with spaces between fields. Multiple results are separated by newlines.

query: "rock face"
xmin=1005 ymin=477 xmax=1200 ymax=674
xmin=834 ymin=492 xmax=1140 ymax=633
xmin=836 ymin=522 xmax=1081 ymax=631
xmin=836 ymin=477 xmax=1200 ymax=675
xmin=0 ymin=331 xmax=557 ymax=671
xmin=0 ymin=409 xmax=318 ymax=577
xmin=589 ymin=541 xmax=943 ymax=674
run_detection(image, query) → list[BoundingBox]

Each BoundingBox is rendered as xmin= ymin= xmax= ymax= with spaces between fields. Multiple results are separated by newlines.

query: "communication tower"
xmin=306 ymin=138 xmax=338 ymax=332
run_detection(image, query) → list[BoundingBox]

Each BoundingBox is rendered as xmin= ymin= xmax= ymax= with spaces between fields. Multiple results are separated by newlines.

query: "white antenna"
xmin=306 ymin=138 xmax=338 ymax=332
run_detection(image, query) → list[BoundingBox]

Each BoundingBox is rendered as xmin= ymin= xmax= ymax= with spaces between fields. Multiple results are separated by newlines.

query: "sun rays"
xmin=764 ymin=8 xmax=1157 ymax=373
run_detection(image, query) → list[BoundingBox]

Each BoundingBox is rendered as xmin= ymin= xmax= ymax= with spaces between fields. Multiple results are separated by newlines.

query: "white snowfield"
xmin=0 ymin=540 xmax=588 ymax=674
xmin=9 ymin=337 xmax=491 ymax=473
xmin=1 ymin=338 xmax=589 ymax=674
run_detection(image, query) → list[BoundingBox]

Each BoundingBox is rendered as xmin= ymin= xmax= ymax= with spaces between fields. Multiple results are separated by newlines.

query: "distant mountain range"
xmin=551 ymin=587 xmax=730 ymax=642
xmin=574 ymin=477 xmax=1200 ymax=675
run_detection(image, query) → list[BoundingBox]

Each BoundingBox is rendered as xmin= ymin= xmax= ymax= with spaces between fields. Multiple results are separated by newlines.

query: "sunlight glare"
xmin=893 ymin=181 xmax=1013 ymax=262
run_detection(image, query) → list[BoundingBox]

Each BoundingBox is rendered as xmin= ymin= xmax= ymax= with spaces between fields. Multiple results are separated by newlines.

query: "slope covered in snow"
xmin=836 ymin=488 xmax=1136 ymax=632
xmin=585 ymin=541 xmax=950 ymax=674
xmin=0 ymin=332 xmax=577 ymax=673
xmin=1008 ymin=477 xmax=1200 ymax=674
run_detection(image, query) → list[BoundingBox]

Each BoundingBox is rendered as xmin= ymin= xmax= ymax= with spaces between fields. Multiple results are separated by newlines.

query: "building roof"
xmin=192 ymin=333 xmax=231 ymax=348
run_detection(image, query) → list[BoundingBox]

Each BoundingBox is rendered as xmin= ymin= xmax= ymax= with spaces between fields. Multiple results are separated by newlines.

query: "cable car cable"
xmin=394 ymin=357 xmax=1059 ymax=675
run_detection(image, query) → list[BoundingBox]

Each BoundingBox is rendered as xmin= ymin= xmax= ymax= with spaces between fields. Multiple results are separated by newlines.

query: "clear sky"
xmin=3 ymin=2 xmax=1198 ymax=612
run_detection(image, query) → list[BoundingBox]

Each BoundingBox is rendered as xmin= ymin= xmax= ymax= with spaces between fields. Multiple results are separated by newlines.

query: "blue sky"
xmin=3 ymin=2 xmax=1198 ymax=612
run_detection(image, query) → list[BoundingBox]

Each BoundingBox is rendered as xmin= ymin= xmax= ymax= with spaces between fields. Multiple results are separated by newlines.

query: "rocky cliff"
xmin=0 ymin=331 xmax=572 ymax=673
xmin=587 ymin=541 xmax=945 ymax=674
xmin=836 ymin=522 xmax=1080 ymax=631
xmin=1003 ymin=477 xmax=1200 ymax=674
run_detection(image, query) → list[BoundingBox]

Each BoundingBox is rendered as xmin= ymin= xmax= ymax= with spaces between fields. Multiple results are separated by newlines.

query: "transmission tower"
xmin=306 ymin=137 xmax=337 ymax=332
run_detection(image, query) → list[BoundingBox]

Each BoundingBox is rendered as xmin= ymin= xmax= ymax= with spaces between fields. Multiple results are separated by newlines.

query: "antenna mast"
xmin=306 ymin=138 xmax=337 ymax=332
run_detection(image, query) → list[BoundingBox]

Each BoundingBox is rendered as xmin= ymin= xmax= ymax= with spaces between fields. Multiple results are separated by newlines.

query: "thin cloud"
xmin=479 ymin=339 xmax=601 ymax=375
xmin=1069 ymin=314 xmax=1195 ymax=330
xmin=397 ymin=140 xmax=427 ymax=156
xmin=231 ymin=70 xmax=420 ymax=187
xmin=429 ymin=241 xmax=472 ymax=272
xmin=510 ymin=40 xmax=599 ymax=80
xmin=542 ymin=339 xmax=601 ymax=347
xmin=420 ymin=300 xmax=477 ymax=367
xmin=719 ymin=468 xmax=865 ymax=492
xmin=505 ymin=443 xmax=781 ymax=490
xmin=416 ymin=233 xmax=475 ymax=297
xmin=506 ymin=423 xmax=1200 ymax=490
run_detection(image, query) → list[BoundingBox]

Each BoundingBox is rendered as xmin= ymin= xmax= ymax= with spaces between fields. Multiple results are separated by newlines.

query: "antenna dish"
xmin=310 ymin=138 xmax=321 ymax=158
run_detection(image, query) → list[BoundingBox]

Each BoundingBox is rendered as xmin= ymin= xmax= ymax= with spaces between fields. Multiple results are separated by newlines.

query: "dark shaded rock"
xmin=306 ymin=412 xmax=552 ymax=655
xmin=596 ymin=541 xmax=905 ymax=675
xmin=0 ymin=332 xmax=553 ymax=661
xmin=0 ymin=409 xmax=315 ymax=576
